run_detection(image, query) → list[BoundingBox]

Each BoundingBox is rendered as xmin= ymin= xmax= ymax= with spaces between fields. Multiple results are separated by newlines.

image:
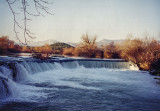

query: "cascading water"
xmin=0 ymin=72 xmax=10 ymax=99
xmin=0 ymin=60 xmax=137 ymax=100
xmin=0 ymin=67 xmax=19 ymax=100
xmin=77 ymin=60 xmax=130 ymax=69
xmin=0 ymin=58 xmax=159 ymax=111
xmin=15 ymin=64 xmax=30 ymax=82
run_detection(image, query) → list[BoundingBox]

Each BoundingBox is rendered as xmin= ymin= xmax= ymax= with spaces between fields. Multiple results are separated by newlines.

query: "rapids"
xmin=0 ymin=58 xmax=160 ymax=111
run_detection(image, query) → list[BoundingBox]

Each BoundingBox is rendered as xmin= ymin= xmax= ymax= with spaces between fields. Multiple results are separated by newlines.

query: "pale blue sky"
xmin=0 ymin=0 xmax=160 ymax=42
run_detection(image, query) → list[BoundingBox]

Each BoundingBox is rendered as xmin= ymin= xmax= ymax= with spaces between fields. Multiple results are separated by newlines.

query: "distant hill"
xmin=50 ymin=42 xmax=74 ymax=50
xmin=28 ymin=39 xmax=76 ymax=47
xmin=97 ymin=39 xmax=124 ymax=46
xmin=26 ymin=38 xmax=159 ymax=47
xmin=27 ymin=39 xmax=124 ymax=47
xmin=97 ymin=39 xmax=160 ymax=46
xmin=28 ymin=39 xmax=58 ymax=46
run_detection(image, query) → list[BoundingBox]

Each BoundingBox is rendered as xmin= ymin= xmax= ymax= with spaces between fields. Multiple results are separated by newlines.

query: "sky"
xmin=0 ymin=0 xmax=160 ymax=43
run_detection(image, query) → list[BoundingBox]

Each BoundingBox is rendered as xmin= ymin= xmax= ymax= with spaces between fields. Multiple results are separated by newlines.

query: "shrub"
xmin=104 ymin=42 xmax=120 ymax=59
xmin=63 ymin=47 xmax=74 ymax=56
xmin=0 ymin=36 xmax=9 ymax=54
xmin=120 ymin=37 xmax=160 ymax=71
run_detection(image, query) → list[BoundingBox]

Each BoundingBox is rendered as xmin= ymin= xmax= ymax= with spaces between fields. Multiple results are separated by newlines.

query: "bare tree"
xmin=5 ymin=0 xmax=53 ymax=46
xmin=76 ymin=33 xmax=98 ymax=57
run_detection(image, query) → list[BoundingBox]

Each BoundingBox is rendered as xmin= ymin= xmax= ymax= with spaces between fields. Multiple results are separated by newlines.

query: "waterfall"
xmin=0 ymin=72 xmax=9 ymax=99
xmin=58 ymin=60 xmax=135 ymax=69
xmin=0 ymin=66 xmax=13 ymax=80
xmin=15 ymin=64 xmax=29 ymax=82
xmin=77 ymin=60 xmax=131 ymax=69
xmin=61 ymin=61 xmax=79 ymax=68
xmin=0 ymin=68 xmax=18 ymax=99
xmin=21 ymin=62 xmax=33 ymax=74
xmin=0 ymin=58 xmax=138 ymax=100
xmin=53 ymin=62 xmax=63 ymax=69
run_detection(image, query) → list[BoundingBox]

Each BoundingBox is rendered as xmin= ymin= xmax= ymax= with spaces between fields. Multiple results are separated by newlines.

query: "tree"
xmin=42 ymin=44 xmax=52 ymax=57
xmin=5 ymin=0 xmax=53 ymax=46
xmin=104 ymin=41 xmax=120 ymax=58
xmin=22 ymin=46 xmax=30 ymax=52
xmin=63 ymin=47 xmax=74 ymax=56
xmin=120 ymin=36 xmax=160 ymax=71
xmin=8 ymin=40 xmax=14 ymax=49
xmin=75 ymin=33 xmax=98 ymax=57
xmin=120 ymin=38 xmax=145 ymax=68
xmin=0 ymin=36 xmax=9 ymax=53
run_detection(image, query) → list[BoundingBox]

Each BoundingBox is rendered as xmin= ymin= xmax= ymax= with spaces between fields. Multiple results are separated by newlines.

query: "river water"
xmin=0 ymin=60 xmax=160 ymax=111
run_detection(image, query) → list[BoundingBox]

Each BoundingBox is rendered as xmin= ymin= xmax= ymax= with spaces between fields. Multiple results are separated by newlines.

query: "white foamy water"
xmin=21 ymin=62 xmax=160 ymax=100
xmin=0 ymin=61 xmax=160 ymax=111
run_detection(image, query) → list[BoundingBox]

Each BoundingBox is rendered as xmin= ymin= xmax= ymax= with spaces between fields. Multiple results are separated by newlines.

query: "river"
xmin=0 ymin=57 xmax=160 ymax=111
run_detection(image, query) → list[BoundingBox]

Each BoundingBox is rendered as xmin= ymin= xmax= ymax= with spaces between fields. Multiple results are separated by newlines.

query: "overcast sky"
xmin=0 ymin=0 xmax=160 ymax=43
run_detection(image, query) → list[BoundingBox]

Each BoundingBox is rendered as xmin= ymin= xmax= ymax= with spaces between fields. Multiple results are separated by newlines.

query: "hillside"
xmin=26 ymin=39 xmax=123 ymax=47
xmin=25 ymin=39 xmax=160 ymax=47
xmin=97 ymin=39 xmax=124 ymax=46
xmin=28 ymin=39 xmax=58 ymax=46
xmin=50 ymin=42 xmax=74 ymax=50
xmin=28 ymin=39 xmax=76 ymax=47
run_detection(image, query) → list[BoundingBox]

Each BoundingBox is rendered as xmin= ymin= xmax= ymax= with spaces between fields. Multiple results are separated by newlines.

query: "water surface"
xmin=0 ymin=61 xmax=160 ymax=111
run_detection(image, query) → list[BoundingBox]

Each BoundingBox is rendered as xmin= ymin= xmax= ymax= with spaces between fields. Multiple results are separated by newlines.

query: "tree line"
xmin=0 ymin=36 xmax=52 ymax=56
xmin=63 ymin=34 xmax=160 ymax=75
xmin=0 ymin=34 xmax=160 ymax=75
